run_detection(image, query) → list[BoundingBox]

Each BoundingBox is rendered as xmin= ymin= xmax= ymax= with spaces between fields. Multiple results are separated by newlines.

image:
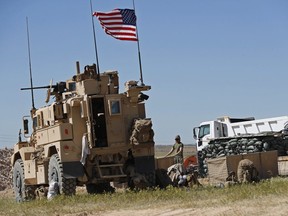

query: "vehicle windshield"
xmin=198 ymin=124 xmax=210 ymax=138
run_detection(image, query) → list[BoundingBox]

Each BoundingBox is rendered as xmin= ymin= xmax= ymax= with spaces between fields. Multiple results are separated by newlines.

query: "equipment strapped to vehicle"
xmin=130 ymin=118 xmax=154 ymax=145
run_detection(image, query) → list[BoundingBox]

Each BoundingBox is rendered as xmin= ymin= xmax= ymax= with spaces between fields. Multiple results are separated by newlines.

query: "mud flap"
xmin=134 ymin=155 xmax=155 ymax=173
xmin=134 ymin=156 xmax=156 ymax=186
xmin=62 ymin=161 xmax=85 ymax=178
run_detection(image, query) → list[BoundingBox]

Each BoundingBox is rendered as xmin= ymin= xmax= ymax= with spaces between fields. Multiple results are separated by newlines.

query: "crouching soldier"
xmin=186 ymin=170 xmax=202 ymax=188
xmin=225 ymin=171 xmax=238 ymax=187
xmin=237 ymin=159 xmax=259 ymax=183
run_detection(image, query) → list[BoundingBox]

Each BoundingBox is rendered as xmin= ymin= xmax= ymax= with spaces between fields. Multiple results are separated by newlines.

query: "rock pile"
xmin=0 ymin=148 xmax=13 ymax=191
xmin=198 ymin=132 xmax=288 ymax=176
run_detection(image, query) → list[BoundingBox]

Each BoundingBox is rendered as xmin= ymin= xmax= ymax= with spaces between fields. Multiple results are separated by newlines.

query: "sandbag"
xmin=237 ymin=159 xmax=259 ymax=183
xmin=130 ymin=118 xmax=154 ymax=145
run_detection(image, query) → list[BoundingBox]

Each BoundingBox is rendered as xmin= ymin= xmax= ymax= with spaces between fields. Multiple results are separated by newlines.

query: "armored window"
xmin=109 ymin=100 xmax=121 ymax=115
xmin=36 ymin=112 xmax=44 ymax=129
xmin=33 ymin=117 xmax=37 ymax=130
xmin=68 ymin=82 xmax=76 ymax=91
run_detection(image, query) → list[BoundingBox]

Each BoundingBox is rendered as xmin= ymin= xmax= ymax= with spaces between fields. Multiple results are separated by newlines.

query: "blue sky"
xmin=0 ymin=0 xmax=288 ymax=148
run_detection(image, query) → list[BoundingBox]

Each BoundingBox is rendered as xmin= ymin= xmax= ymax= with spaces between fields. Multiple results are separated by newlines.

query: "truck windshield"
xmin=199 ymin=124 xmax=210 ymax=138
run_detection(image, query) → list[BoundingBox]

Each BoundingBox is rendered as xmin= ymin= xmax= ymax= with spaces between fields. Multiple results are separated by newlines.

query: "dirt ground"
xmin=103 ymin=203 xmax=288 ymax=216
xmin=101 ymin=196 xmax=288 ymax=216
xmin=91 ymin=196 xmax=288 ymax=216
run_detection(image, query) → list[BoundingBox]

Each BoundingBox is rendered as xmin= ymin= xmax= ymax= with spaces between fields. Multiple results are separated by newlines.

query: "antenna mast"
xmin=89 ymin=0 xmax=101 ymax=80
xmin=26 ymin=17 xmax=35 ymax=110
xmin=133 ymin=0 xmax=144 ymax=86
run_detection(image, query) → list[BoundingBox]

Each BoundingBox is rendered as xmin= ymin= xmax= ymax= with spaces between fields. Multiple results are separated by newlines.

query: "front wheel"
xmin=48 ymin=154 xmax=76 ymax=196
xmin=12 ymin=159 xmax=35 ymax=202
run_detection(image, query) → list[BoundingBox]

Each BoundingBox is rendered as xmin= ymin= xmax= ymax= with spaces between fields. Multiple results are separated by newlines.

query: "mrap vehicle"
xmin=11 ymin=62 xmax=155 ymax=201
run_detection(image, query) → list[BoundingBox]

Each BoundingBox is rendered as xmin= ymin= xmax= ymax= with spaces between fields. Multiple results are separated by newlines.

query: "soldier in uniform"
xmin=164 ymin=135 xmax=184 ymax=164
xmin=237 ymin=159 xmax=259 ymax=183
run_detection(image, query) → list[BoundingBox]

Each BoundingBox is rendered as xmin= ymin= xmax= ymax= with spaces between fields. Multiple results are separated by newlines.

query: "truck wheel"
xmin=155 ymin=169 xmax=172 ymax=189
xmin=86 ymin=182 xmax=115 ymax=194
xmin=48 ymin=154 xmax=76 ymax=196
xmin=145 ymin=171 xmax=156 ymax=187
xmin=13 ymin=159 xmax=36 ymax=202
xmin=13 ymin=159 xmax=27 ymax=202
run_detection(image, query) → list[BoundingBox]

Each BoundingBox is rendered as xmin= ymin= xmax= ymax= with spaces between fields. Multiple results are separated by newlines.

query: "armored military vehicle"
xmin=11 ymin=62 xmax=155 ymax=201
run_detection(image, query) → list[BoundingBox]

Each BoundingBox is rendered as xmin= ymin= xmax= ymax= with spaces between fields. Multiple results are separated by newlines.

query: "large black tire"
xmin=155 ymin=169 xmax=172 ymax=189
xmin=12 ymin=159 xmax=36 ymax=202
xmin=145 ymin=171 xmax=156 ymax=187
xmin=13 ymin=159 xmax=27 ymax=202
xmin=48 ymin=154 xmax=76 ymax=196
xmin=86 ymin=182 xmax=115 ymax=194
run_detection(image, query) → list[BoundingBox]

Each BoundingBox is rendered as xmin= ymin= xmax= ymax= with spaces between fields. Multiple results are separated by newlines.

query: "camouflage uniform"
xmin=173 ymin=141 xmax=184 ymax=164
xmin=237 ymin=159 xmax=259 ymax=183
xmin=165 ymin=135 xmax=184 ymax=164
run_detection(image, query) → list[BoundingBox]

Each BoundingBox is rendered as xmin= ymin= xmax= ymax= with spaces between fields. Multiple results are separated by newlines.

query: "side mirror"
xmin=193 ymin=127 xmax=199 ymax=140
xmin=23 ymin=119 xmax=29 ymax=134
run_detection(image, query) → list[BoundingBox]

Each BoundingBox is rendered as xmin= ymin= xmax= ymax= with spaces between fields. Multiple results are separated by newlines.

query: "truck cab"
xmin=193 ymin=116 xmax=288 ymax=152
xmin=193 ymin=120 xmax=227 ymax=151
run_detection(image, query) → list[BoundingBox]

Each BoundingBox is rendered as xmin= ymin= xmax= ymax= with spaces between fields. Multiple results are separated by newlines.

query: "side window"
xmin=68 ymin=82 xmax=76 ymax=91
xmin=33 ymin=117 xmax=37 ymax=130
xmin=199 ymin=124 xmax=210 ymax=138
xmin=37 ymin=112 xmax=44 ymax=129
xmin=109 ymin=100 xmax=121 ymax=115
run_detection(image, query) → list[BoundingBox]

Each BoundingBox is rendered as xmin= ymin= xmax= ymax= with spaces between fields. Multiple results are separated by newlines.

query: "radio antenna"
xmin=89 ymin=0 xmax=101 ymax=80
xmin=26 ymin=17 xmax=35 ymax=110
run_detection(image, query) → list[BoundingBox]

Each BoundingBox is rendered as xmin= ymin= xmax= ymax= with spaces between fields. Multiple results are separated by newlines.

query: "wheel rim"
xmin=51 ymin=167 xmax=59 ymax=182
xmin=13 ymin=160 xmax=26 ymax=202
xmin=15 ymin=171 xmax=22 ymax=195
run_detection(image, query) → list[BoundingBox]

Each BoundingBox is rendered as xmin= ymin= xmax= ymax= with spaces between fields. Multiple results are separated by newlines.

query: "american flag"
xmin=93 ymin=9 xmax=138 ymax=41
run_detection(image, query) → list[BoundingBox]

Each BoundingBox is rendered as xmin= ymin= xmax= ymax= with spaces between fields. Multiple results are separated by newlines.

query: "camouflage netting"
xmin=198 ymin=132 xmax=288 ymax=176
xmin=130 ymin=118 xmax=154 ymax=145
xmin=0 ymin=148 xmax=13 ymax=191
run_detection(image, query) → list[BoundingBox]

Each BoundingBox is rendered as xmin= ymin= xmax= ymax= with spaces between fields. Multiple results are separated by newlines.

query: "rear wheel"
xmin=12 ymin=159 xmax=35 ymax=202
xmin=145 ymin=171 xmax=156 ymax=187
xmin=155 ymin=169 xmax=172 ymax=189
xmin=48 ymin=154 xmax=76 ymax=196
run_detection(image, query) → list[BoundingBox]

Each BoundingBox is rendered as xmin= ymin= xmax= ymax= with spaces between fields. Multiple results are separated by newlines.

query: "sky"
xmin=0 ymin=0 xmax=288 ymax=148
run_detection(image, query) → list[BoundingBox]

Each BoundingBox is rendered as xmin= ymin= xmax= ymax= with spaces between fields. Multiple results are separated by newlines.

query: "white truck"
xmin=193 ymin=116 xmax=288 ymax=176
xmin=193 ymin=116 xmax=288 ymax=151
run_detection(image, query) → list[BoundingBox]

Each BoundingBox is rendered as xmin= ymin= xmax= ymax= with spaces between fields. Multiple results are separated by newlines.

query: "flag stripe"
xmin=94 ymin=9 xmax=138 ymax=41
xmin=106 ymin=26 xmax=136 ymax=31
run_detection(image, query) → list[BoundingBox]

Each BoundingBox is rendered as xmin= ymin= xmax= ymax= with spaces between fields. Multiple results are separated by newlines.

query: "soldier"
xmin=164 ymin=135 xmax=184 ymax=164
xmin=186 ymin=170 xmax=202 ymax=188
xmin=237 ymin=159 xmax=259 ymax=183
xmin=225 ymin=171 xmax=238 ymax=187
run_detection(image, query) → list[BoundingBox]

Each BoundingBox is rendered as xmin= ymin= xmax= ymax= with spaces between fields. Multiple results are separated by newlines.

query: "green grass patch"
xmin=1 ymin=177 xmax=288 ymax=215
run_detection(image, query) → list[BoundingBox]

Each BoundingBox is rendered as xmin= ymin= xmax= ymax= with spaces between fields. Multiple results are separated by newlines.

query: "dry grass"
xmin=1 ymin=178 xmax=288 ymax=215
xmin=2 ymin=146 xmax=288 ymax=215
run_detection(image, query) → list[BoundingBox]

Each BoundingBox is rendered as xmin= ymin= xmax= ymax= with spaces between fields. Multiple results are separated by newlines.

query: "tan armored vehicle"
xmin=11 ymin=62 xmax=155 ymax=201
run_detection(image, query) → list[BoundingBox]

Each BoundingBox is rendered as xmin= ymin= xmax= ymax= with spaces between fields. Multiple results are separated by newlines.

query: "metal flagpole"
xmin=26 ymin=17 xmax=35 ymax=110
xmin=132 ymin=0 xmax=144 ymax=86
xmin=90 ymin=0 xmax=101 ymax=80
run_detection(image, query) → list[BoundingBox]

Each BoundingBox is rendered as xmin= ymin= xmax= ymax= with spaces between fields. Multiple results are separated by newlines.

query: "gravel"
xmin=0 ymin=148 xmax=13 ymax=191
